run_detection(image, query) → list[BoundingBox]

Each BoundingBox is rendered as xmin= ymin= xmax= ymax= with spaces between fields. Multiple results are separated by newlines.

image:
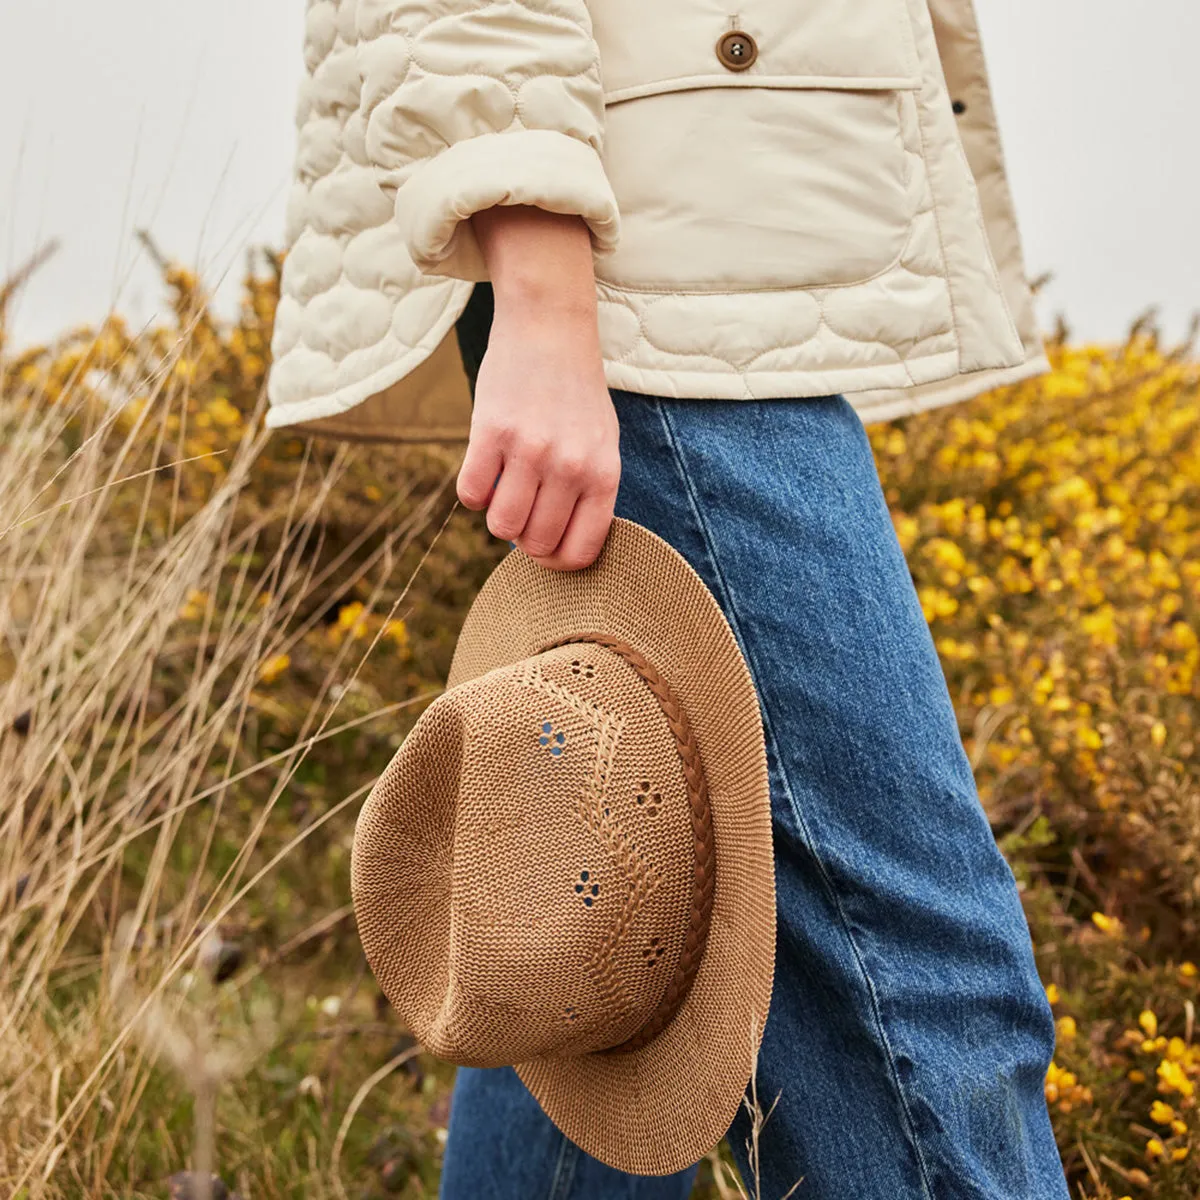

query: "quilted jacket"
xmin=267 ymin=0 xmax=1047 ymax=442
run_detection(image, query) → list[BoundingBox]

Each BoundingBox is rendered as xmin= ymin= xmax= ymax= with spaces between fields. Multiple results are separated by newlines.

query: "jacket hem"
xmin=602 ymin=350 xmax=964 ymax=403
xmin=268 ymin=312 xmax=1047 ymax=438
xmin=264 ymin=280 xmax=474 ymax=430
xmin=602 ymin=347 xmax=1048 ymax=420
xmin=850 ymin=352 xmax=1051 ymax=424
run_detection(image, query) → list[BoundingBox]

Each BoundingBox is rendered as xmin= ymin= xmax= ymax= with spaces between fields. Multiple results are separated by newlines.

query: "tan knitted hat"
xmin=350 ymin=517 xmax=775 ymax=1175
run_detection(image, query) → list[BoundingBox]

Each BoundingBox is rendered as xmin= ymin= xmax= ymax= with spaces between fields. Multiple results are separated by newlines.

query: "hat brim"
xmin=446 ymin=518 xmax=776 ymax=1176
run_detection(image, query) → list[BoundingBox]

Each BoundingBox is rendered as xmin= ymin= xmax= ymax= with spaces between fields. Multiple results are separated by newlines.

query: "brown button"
xmin=716 ymin=30 xmax=758 ymax=72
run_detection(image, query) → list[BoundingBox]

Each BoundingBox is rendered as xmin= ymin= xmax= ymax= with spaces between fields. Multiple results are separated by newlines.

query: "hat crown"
xmin=355 ymin=642 xmax=703 ymax=1065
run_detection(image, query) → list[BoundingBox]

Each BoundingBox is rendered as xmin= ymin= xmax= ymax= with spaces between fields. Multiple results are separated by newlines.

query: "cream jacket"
xmin=267 ymin=0 xmax=1047 ymax=442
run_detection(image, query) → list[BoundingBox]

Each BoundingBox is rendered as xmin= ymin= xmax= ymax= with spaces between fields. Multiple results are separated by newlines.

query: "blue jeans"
xmin=440 ymin=388 xmax=1067 ymax=1199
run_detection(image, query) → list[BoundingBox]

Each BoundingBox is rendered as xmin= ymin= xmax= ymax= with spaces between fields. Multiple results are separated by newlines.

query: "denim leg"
xmin=608 ymin=391 xmax=1067 ymax=1200
xmin=440 ymin=1067 xmax=699 ymax=1198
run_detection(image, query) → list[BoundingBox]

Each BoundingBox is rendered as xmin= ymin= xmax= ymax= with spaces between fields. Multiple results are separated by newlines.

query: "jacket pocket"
xmin=590 ymin=0 xmax=922 ymax=294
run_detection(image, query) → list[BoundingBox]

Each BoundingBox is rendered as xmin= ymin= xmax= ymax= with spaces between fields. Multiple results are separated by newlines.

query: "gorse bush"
xmin=0 ymin=249 xmax=1197 ymax=1198
xmin=875 ymin=333 xmax=1200 ymax=923
xmin=871 ymin=329 xmax=1200 ymax=1198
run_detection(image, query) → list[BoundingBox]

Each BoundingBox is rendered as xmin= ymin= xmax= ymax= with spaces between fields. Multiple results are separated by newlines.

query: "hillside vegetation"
xmin=0 ymin=256 xmax=1197 ymax=1199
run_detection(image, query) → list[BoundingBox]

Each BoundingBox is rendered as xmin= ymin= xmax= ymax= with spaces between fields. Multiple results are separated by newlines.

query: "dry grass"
xmin=0 ymin=249 xmax=499 ymax=1197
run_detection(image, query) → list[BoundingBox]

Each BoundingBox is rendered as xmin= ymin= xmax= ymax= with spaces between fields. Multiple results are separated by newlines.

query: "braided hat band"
xmin=540 ymin=633 xmax=716 ymax=1054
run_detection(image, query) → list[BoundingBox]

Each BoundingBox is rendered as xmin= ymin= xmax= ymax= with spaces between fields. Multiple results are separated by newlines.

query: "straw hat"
xmin=351 ymin=518 xmax=775 ymax=1175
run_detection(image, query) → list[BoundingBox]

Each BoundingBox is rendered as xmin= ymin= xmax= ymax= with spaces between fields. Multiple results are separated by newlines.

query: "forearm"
xmin=457 ymin=205 xmax=619 ymax=572
xmin=471 ymin=206 xmax=600 ymax=327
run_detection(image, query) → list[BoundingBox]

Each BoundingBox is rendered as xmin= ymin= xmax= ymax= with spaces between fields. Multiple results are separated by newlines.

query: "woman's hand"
xmin=456 ymin=206 xmax=620 ymax=572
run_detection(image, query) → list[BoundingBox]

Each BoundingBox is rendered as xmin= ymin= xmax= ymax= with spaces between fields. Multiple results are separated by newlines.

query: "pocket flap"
xmin=594 ymin=0 xmax=920 ymax=103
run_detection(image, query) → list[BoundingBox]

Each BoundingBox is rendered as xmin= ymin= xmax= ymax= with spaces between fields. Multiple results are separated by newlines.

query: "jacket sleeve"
xmin=354 ymin=0 xmax=621 ymax=281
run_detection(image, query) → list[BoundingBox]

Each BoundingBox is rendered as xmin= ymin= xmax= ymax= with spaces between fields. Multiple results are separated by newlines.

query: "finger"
xmin=456 ymin=435 xmax=503 ymax=511
xmin=515 ymin=478 xmax=577 ymax=560
xmin=485 ymin=458 xmax=540 ymax=542
xmin=531 ymin=490 xmax=617 ymax=572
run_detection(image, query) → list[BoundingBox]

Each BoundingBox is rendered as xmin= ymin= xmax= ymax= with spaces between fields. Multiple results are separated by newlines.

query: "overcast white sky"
xmin=2 ymin=1 xmax=1197 ymax=347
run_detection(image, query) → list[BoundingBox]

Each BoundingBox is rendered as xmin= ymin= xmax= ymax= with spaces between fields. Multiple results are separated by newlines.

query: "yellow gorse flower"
xmin=384 ymin=618 xmax=410 ymax=650
xmin=1157 ymin=1058 xmax=1196 ymax=1098
xmin=1044 ymin=1060 xmax=1093 ymax=1112
xmin=258 ymin=653 xmax=291 ymax=685
xmin=178 ymin=589 xmax=208 ymax=621
xmin=327 ymin=601 xmax=370 ymax=644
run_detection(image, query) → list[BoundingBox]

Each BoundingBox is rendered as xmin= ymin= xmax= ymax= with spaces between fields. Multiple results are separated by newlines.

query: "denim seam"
xmin=650 ymin=398 xmax=939 ymax=1200
xmin=546 ymin=1131 xmax=579 ymax=1200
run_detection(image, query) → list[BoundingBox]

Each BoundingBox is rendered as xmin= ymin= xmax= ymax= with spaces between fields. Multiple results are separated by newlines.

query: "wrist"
xmin=473 ymin=204 xmax=598 ymax=316
xmin=490 ymin=276 xmax=598 ymax=331
xmin=489 ymin=297 xmax=602 ymax=360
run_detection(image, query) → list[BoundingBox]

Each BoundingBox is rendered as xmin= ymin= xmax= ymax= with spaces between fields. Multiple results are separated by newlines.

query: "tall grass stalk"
xmin=0 ymin=274 xmax=460 ymax=1193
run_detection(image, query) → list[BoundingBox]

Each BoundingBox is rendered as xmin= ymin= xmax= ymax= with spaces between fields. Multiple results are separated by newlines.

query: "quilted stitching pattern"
xmin=270 ymin=0 xmax=464 ymax=418
xmin=270 ymin=0 xmax=616 ymax=423
xmin=267 ymin=0 xmax=1028 ymax=429
xmin=355 ymin=0 xmax=609 ymax=191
